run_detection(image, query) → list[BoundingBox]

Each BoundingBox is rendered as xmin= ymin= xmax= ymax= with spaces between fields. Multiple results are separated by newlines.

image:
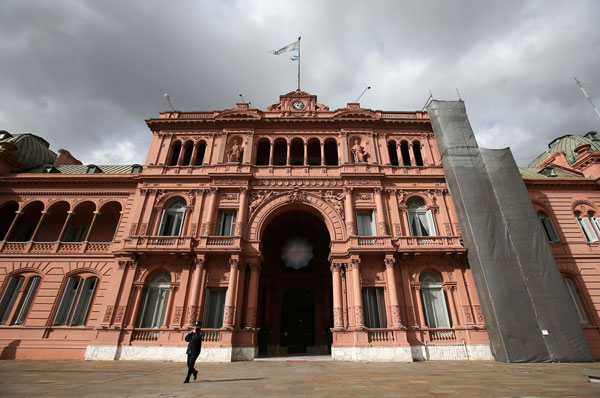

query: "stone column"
xmin=204 ymin=133 xmax=216 ymax=165
xmin=244 ymin=262 xmax=261 ymax=328
xmin=344 ymin=187 xmax=357 ymax=236
xmin=340 ymin=132 xmax=349 ymax=164
xmin=201 ymin=187 xmax=218 ymax=236
xmin=367 ymin=132 xmax=378 ymax=165
xmin=374 ymin=187 xmax=389 ymax=235
xmin=384 ymin=256 xmax=402 ymax=328
xmin=320 ymin=142 xmax=325 ymax=166
xmin=127 ymin=284 xmax=143 ymax=327
xmin=3 ymin=211 xmax=23 ymax=241
xmin=163 ymin=285 xmax=177 ymax=327
xmin=190 ymin=142 xmax=199 ymax=166
xmin=58 ymin=211 xmax=75 ymax=241
xmin=235 ymin=187 xmax=248 ymax=236
xmin=30 ymin=211 xmax=47 ymax=241
xmin=268 ymin=140 xmax=274 ymax=166
xmin=396 ymin=144 xmax=403 ymax=166
xmin=187 ymin=256 xmax=205 ymax=325
xmin=349 ymin=257 xmax=365 ymax=329
xmin=244 ymin=133 xmax=254 ymax=164
xmin=330 ymin=261 xmax=344 ymax=329
xmin=286 ymin=141 xmax=291 ymax=166
xmin=83 ymin=211 xmax=100 ymax=241
xmin=177 ymin=143 xmax=186 ymax=166
xmin=223 ymin=256 xmax=240 ymax=329
xmin=413 ymin=284 xmax=426 ymax=327
xmin=303 ymin=141 xmax=308 ymax=166
xmin=444 ymin=284 xmax=459 ymax=327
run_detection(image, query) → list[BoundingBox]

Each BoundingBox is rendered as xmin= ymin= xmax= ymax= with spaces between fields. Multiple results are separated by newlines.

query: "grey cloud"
xmin=1 ymin=0 xmax=599 ymax=166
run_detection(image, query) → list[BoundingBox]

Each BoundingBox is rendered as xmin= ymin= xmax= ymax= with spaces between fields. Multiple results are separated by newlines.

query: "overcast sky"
xmin=1 ymin=0 xmax=599 ymax=166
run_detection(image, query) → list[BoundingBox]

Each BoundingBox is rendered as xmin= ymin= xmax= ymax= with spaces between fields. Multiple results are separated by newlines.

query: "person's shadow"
xmin=1 ymin=340 xmax=20 ymax=359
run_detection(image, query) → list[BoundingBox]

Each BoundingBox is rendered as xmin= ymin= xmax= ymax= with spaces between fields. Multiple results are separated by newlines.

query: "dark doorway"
xmin=280 ymin=288 xmax=315 ymax=353
xmin=257 ymin=209 xmax=332 ymax=356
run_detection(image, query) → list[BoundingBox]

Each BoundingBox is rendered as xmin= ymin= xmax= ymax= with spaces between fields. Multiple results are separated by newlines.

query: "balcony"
xmin=0 ymin=241 xmax=113 ymax=255
xmin=395 ymin=236 xmax=465 ymax=254
xmin=196 ymin=235 xmax=241 ymax=252
xmin=348 ymin=236 xmax=394 ymax=251
xmin=123 ymin=236 xmax=195 ymax=254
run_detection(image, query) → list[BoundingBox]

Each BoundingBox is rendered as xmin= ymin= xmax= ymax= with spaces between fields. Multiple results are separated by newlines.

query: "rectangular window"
xmin=563 ymin=277 xmax=588 ymax=324
xmin=578 ymin=216 xmax=599 ymax=242
xmin=540 ymin=216 xmax=560 ymax=242
xmin=216 ymin=210 xmax=237 ymax=236
xmin=409 ymin=210 xmax=437 ymax=237
xmin=54 ymin=278 xmax=82 ymax=326
xmin=362 ymin=287 xmax=387 ymax=328
xmin=0 ymin=277 xmax=25 ymax=324
xmin=356 ymin=210 xmax=376 ymax=236
xmin=202 ymin=288 xmax=226 ymax=328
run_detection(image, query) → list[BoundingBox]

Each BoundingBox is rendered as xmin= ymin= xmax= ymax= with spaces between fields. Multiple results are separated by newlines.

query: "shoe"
xmin=184 ymin=379 xmax=189 ymax=384
xmin=193 ymin=369 xmax=198 ymax=380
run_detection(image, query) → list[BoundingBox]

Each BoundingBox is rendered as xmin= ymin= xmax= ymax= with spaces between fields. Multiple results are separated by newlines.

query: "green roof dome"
xmin=0 ymin=133 xmax=57 ymax=169
xmin=529 ymin=131 xmax=600 ymax=166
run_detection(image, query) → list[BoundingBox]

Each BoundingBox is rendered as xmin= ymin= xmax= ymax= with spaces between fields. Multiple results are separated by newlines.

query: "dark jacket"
xmin=185 ymin=330 xmax=203 ymax=355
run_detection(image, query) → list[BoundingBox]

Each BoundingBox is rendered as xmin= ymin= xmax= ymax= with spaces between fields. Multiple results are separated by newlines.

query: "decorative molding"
xmin=103 ymin=306 xmax=114 ymax=323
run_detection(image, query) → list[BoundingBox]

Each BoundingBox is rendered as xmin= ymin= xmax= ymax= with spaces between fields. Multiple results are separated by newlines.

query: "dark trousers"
xmin=186 ymin=352 xmax=200 ymax=381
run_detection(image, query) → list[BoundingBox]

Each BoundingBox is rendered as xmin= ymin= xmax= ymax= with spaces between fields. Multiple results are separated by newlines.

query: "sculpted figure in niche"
xmin=227 ymin=141 xmax=242 ymax=162
xmin=351 ymin=139 xmax=368 ymax=163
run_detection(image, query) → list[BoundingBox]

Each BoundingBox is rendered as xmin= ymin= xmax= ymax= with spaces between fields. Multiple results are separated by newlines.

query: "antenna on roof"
xmin=239 ymin=93 xmax=245 ymax=103
xmin=163 ymin=93 xmax=176 ymax=112
xmin=574 ymin=77 xmax=600 ymax=121
xmin=456 ymin=88 xmax=462 ymax=100
xmin=354 ymin=86 xmax=371 ymax=103
xmin=421 ymin=89 xmax=433 ymax=111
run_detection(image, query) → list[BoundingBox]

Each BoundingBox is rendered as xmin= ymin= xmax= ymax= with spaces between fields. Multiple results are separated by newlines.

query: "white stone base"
xmin=332 ymin=346 xmax=413 ymax=362
xmin=411 ymin=344 xmax=494 ymax=361
xmin=84 ymin=345 xmax=244 ymax=362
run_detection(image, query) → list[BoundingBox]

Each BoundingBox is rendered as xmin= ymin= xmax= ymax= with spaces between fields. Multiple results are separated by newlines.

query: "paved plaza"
xmin=1 ymin=357 xmax=599 ymax=397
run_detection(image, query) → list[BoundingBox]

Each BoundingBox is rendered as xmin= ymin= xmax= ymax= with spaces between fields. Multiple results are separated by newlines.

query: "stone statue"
xmin=227 ymin=142 xmax=242 ymax=162
xmin=351 ymin=140 xmax=368 ymax=163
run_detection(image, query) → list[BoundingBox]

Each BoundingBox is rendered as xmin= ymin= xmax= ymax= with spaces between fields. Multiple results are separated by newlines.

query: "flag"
xmin=290 ymin=54 xmax=299 ymax=61
xmin=270 ymin=39 xmax=299 ymax=56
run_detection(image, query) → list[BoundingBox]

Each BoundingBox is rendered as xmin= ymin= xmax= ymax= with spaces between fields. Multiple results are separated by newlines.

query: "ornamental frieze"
xmin=253 ymin=178 xmax=343 ymax=187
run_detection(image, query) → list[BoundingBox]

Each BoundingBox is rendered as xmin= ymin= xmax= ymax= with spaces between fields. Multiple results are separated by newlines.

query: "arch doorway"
xmin=257 ymin=209 xmax=332 ymax=357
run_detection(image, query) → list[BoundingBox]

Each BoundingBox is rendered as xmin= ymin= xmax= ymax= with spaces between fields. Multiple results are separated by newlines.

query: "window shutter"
xmin=425 ymin=210 xmax=437 ymax=236
xmin=54 ymin=277 xmax=81 ymax=326
xmin=543 ymin=217 xmax=560 ymax=242
xmin=71 ymin=277 xmax=97 ymax=326
xmin=0 ymin=277 xmax=24 ymax=324
xmin=157 ymin=209 xmax=167 ymax=236
xmin=15 ymin=277 xmax=40 ymax=325
xmin=579 ymin=217 xmax=599 ymax=242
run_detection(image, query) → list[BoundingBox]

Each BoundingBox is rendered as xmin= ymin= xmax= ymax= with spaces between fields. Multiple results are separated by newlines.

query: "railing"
xmin=381 ymin=112 xmax=418 ymax=119
xmin=357 ymin=237 xmax=384 ymax=246
xmin=429 ymin=329 xmax=456 ymax=342
xmin=203 ymin=329 xmax=222 ymax=343
xmin=178 ymin=112 xmax=213 ymax=119
xmin=368 ymin=329 xmax=395 ymax=343
xmin=206 ymin=237 xmax=234 ymax=246
xmin=124 ymin=236 xmax=194 ymax=252
xmin=0 ymin=241 xmax=112 ymax=254
xmin=131 ymin=329 xmax=160 ymax=342
xmin=396 ymin=236 xmax=463 ymax=249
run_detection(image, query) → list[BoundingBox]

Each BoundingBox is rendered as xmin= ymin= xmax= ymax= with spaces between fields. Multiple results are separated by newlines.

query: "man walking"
xmin=184 ymin=321 xmax=203 ymax=383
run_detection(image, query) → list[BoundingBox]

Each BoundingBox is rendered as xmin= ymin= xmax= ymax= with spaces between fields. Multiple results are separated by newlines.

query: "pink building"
xmin=0 ymin=92 xmax=597 ymax=362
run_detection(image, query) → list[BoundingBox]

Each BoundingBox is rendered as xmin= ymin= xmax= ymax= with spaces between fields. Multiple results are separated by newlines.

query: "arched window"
xmin=575 ymin=211 xmax=599 ymax=243
xmin=182 ymin=142 xmax=194 ymax=166
xmin=168 ymin=141 xmax=182 ymax=166
xmin=194 ymin=141 xmax=206 ymax=166
xmin=158 ymin=199 xmax=186 ymax=236
xmin=138 ymin=271 xmax=171 ymax=329
xmin=388 ymin=141 xmax=399 ymax=166
xmin=0 ymin=274 xmax=41 ymax=325
xmin=307 ymin=139 xmax=321 ymax=166
xmin=53 ymin=276 xmax=98 ymax=326
xmin=538 ymin=212 xmax=559 ymax=242
xmin=400 ymin=141 xmax=411 ymax=166
xmin=273 ymin=139 xmax=287 ymax=166
xmin=8 ymin=201 xmax=44 ymax=242
xmin=63 ymin=201 xmax=95 ymax=242
xmin=563 ymin=276 xmax=589 ymax=324
xmin=0 ymin=201 xmax=18 ymax=241
xmin=407 ymin=198 xmax=436 ymax=237
xmin=324 ymin=139 xmax=338 ymax=166
xmin=88 ymin=201 xmax=122 ymax=242
xmin=256 ymin=139 xmax=270 ymax=166
xmin=290 ymin=138 xmax=304 ymax=166
xmin=420 ymin=270 xmax=450 ymax=328
xmin=413 ymin=141 xmax=424 ymax=166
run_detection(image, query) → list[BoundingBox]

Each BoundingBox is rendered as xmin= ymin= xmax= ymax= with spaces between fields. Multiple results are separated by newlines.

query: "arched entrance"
xmin=257 ymin=209 xmax=332 ymax=356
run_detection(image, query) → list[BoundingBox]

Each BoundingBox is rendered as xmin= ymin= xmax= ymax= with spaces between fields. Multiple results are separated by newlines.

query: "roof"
xmin=24 ymin=164 xmax=141 ymax=174
xmin=0 ymin=133 xmax=57 ymax=169
xmin=529 ymin=131 xmax=600 ymax=166
xmin=519 ymin=167 xmax=582 ymax=178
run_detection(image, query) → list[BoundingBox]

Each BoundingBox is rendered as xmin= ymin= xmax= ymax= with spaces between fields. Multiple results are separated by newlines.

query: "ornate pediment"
xmin=267 ymin=90 xmax=329 ymax=113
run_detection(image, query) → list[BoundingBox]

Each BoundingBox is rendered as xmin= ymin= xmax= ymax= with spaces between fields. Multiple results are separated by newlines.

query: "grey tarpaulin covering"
xmin=427 ymin=100 xmax=594 ymax=362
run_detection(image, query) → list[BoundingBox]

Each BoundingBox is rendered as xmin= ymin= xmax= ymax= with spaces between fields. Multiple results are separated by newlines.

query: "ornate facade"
xmin=0 ymin=92 xmax=598 ymax=361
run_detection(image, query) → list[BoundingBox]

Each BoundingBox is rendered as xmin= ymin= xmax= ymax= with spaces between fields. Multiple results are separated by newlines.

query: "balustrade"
xmin=429 ymin=329 xmax=456 ymax=342
xmin=131 ymin=329 xmax=160 ymax=342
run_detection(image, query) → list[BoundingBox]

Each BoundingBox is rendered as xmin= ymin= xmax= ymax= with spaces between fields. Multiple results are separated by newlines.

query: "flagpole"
xmin=297 ymin=36 xmax=301 ymax=91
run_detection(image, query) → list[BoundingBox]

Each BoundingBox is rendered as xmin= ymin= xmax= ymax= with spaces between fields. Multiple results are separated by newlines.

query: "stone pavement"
xmin=1 ymin=358 xmax=600 ymax=397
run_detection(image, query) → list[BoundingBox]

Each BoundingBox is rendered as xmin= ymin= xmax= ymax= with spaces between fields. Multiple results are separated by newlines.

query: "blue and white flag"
xmin=270 ymin=39 xmax=299 ymax=55
xmin=290 ymin=54 xmax=299 ymax=61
